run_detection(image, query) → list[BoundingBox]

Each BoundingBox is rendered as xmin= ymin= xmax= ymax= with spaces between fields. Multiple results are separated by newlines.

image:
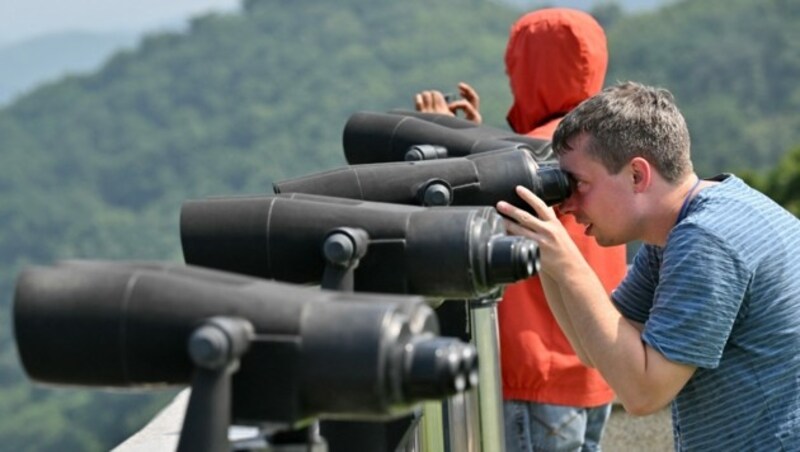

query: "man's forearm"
xmin=549 ymin=258 xmax=695 ymax=414
xmin=539 ymin=272 xmax=595 ymax=366
xmin=554 ymin=259 xmax=644 ymax=379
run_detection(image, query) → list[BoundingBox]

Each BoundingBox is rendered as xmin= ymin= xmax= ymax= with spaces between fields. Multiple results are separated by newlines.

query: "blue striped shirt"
xmin=612 ymin=174 xmax=800 ymax=451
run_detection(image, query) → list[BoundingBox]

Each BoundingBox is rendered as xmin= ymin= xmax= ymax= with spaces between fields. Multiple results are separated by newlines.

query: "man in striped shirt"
xmin=496 ymin=81 xmax=800 ymax=450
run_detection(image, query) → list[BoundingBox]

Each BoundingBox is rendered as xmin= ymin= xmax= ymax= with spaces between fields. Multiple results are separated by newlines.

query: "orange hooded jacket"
xmin=499 ymin=8 xmax=627 ymax=407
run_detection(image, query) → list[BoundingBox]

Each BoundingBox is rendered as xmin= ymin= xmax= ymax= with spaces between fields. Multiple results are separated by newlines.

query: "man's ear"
xmin=630 ymin=157 xmax=651 ymax=193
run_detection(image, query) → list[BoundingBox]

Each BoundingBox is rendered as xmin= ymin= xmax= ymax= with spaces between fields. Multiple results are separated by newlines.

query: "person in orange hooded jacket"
xmin=415 ymin=8 xmax=627 ymax=451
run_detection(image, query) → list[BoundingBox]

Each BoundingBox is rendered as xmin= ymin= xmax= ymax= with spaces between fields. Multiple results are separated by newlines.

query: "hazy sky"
xmin=1 ymin=0 xmax=666 ymax=45
xmin=0 ymin=0 xmax=241 ymax=44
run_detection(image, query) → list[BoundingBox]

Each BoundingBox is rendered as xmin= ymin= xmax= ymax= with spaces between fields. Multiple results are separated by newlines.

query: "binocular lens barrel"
xmin=486 ymin=236 xmax=539 ymax=285
xmin=402 ymin=337 xmax=479 ymax=399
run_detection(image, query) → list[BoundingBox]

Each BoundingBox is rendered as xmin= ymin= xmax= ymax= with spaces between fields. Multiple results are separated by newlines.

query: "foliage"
xmin=742 ymin=145 xmax=800 ymax=216
xmin=0 ymin=0 xmax=517 ymax=449
xmin=0 ymin=0 xmax=799 ymax=449
xmin=605 ymin=0 xmax=800 ymax=176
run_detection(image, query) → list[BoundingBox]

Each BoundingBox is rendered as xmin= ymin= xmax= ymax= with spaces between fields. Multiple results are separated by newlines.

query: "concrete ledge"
xmin=112 ymin=389 xmax=188 ymax=452
xmin=115 ymin=390 xmax=675 ymax=451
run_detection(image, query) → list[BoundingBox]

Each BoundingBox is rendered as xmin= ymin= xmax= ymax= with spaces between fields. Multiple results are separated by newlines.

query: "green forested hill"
xmin=605 ymin=0 xmax=800 ymax=175
xmin=1 ymin=0 xmax=799 ymax=449
xmin=0 ymin=1 xmax=518 ymax=449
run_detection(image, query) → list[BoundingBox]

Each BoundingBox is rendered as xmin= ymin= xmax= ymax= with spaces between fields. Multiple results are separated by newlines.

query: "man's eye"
xmin=575 ymin=181 xmax=588 ymax=192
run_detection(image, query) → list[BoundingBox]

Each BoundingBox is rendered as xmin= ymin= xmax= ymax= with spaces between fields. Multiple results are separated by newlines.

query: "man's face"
xmin=557 ymin=133 xmax=635 ymax=246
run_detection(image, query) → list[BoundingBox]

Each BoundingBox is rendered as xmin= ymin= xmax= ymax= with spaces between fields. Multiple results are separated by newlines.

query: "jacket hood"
xmin=504 ymin=8 xmax=608 ymax=134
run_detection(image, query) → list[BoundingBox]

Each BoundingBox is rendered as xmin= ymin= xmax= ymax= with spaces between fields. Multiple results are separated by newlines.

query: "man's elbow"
xmin=618 ymin=395 xmax=670 ymax=416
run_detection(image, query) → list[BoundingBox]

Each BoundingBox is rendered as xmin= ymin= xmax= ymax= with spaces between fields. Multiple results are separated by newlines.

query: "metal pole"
xmin=470 ymin=299 xmax=505 ymax=452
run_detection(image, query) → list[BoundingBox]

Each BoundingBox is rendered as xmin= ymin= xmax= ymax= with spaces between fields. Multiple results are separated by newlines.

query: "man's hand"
xmin=414 ymin=82 xmax=482 ymax=124
xmin=451 ymin=82 xmax=482 ymax=124
xmin=495 ymin=185 xmax=582 ymax=279
xmin=414 ymin=90 xmax=452 ymax=115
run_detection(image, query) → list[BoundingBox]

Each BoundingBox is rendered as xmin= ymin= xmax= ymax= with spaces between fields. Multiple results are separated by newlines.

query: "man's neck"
xmin=642 ymin=174 xmax=700 ymax=246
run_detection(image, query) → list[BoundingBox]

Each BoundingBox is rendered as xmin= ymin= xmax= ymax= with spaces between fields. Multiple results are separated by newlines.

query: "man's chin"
xmin=594 ymin=234 xmax=625 ymax=247
xmin=587 ymin=228 xmax=613 ymax=246
xmin=584 ymin=225 xmax=624 ymax=247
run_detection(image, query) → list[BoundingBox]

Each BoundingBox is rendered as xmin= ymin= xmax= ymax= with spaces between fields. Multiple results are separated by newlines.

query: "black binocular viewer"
xmin=342 ymin=110 xmax=554 ymax=164
xmin=274 ymin=148 xmax=572 ymax=212
xmin=13 ymin=261 xmax=477 ymax=426
xmin=13 ymin=106 xmax=562 ymax=452
xmin=180 ymin=193 xmax=539 ymax=299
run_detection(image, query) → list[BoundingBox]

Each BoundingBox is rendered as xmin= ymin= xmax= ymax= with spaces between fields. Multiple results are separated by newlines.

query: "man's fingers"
xmin=430 ymin=91 xmax=449 ymax=110
xmin=415 ymin=90 xmax=453 ymax=115
xmin=504 ymin=219 xmax=541 ymax=240
xmin=515 ymin=186 xmax=557 ymax=220
xmin=496 ymin=200 xmax=545 ymax=231
xmin=414 ymin=91 xmax=432 ymax=111
xmin=421 ymin=91 xmax=433 ymax=106
xmin=449 ymin=100 xmax=482 ymax=124
xmin=458 ymin=82 xmax=479 ymax=108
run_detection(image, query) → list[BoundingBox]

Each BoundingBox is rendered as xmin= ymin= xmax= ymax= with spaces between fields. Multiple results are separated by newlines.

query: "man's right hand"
xmin=414 ymin=82 xmax=482 ymax=124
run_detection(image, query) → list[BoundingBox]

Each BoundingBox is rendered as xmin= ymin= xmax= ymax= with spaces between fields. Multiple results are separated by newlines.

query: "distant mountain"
xmin=0 ymin=0 xmax=671 ymax=109
xmin=0 ymin=1 xmax=521 ymax=449
xmin=0 ymin=31 xmax=138 ymax=105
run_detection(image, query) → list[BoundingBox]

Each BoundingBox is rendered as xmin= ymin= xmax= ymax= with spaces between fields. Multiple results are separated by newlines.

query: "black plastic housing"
xmin=13 ymin=261 xmax=479 ymax=426
xmin=180 ymin=194 xmax=538 ymax=299
xmin=343 ymin=111 xmax=553 ymax=164
xmin=274 ymin=148 xmax=571 ymax=211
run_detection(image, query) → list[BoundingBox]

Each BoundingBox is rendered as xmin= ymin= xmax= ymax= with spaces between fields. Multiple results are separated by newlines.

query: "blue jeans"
xmin=504 ymin=400 xmax=612 ymax=452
